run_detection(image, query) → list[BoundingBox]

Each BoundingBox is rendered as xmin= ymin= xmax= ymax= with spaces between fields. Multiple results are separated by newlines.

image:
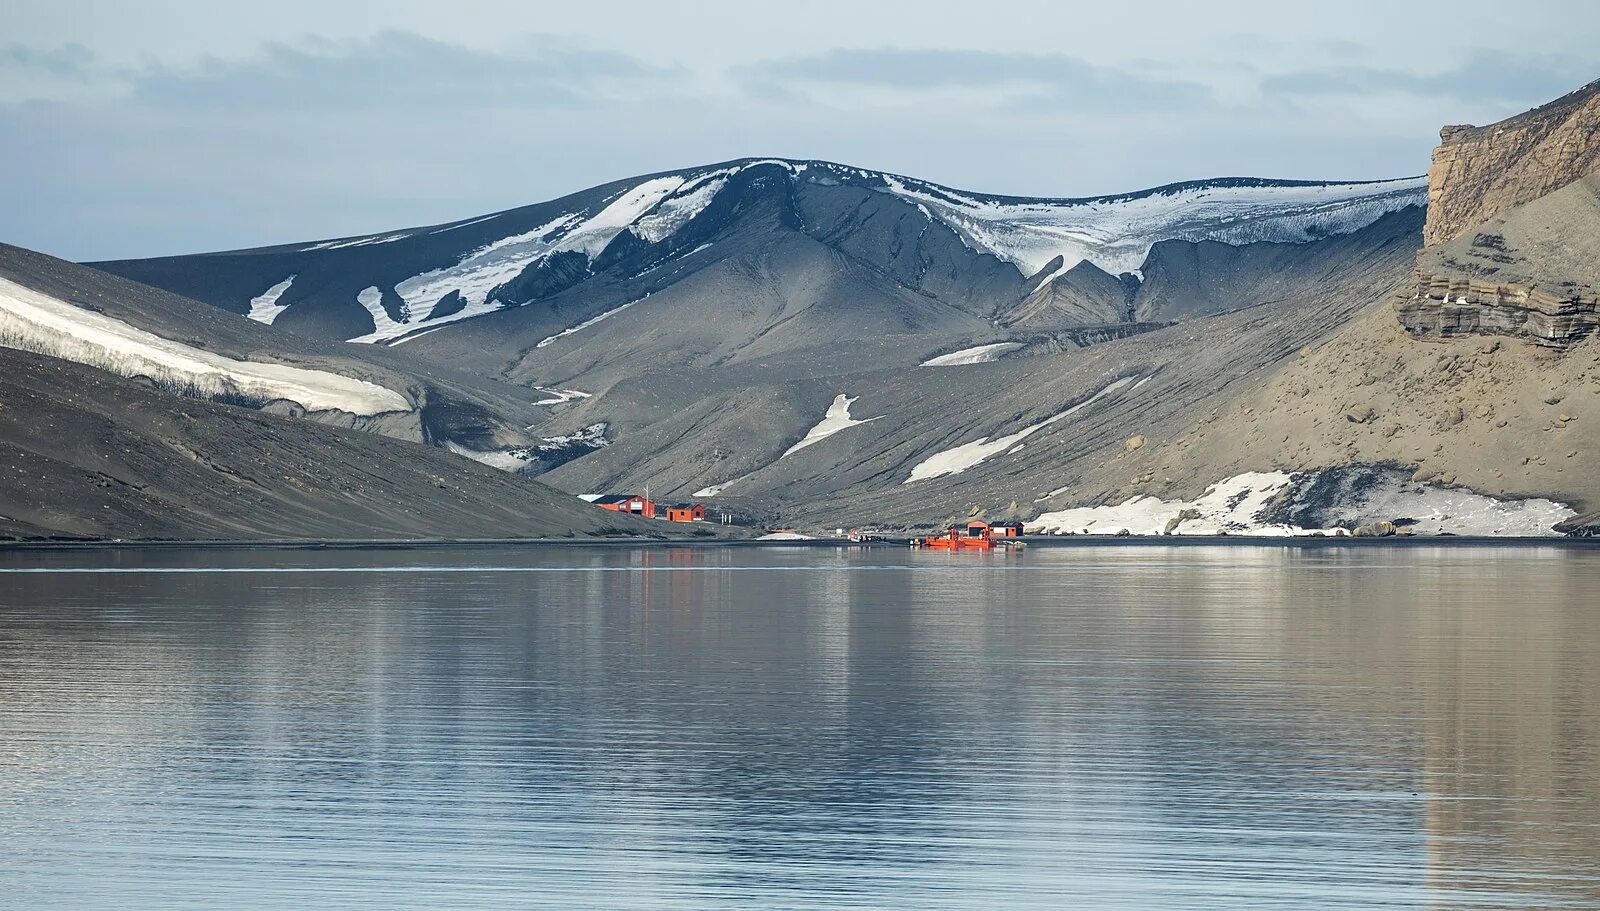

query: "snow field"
xmin=0 ymin=276 xmax=410 ymax=416
xmin=783 ymin=394 xmax=879 ymax=457
xmin=920 ymin=342 xmax=1024 ymax=367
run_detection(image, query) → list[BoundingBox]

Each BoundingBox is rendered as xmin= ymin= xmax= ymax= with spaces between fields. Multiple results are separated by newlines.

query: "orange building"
xmin=593 ymin=494 xmax=656 ymax=518
xmin=662 ymin=503 xmax=707 ymax=523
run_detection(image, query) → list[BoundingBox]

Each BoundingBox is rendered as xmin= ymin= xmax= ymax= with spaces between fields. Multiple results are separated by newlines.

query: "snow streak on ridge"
xmin=905 ymin=376 xmax=1141 ymax=483
xmin=0 ymin=276 xmax=409 ymax=415
xmin=247 ymin=276 xmax=295 ymax=325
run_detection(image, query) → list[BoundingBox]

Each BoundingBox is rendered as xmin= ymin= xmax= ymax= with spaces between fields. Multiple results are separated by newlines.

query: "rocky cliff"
xmin=1396 ymin=267 xmax=1598 ymax=348
xmin=1399 ymin=171 xmax=1600 ymax=347
xmin=1087 ymin=80 xmax=1600 ymax=532
xmin=1423 ymin=77 xmax=1600 ymax=246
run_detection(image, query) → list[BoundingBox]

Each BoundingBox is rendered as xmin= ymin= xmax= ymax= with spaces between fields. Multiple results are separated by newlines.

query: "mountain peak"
xmin=93 ymin=159 xmax=1426 ymax=346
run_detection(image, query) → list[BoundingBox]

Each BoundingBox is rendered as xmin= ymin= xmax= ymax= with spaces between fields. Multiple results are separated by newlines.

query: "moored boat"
xmin=913 ymin=521 xmax=1026 ymax=551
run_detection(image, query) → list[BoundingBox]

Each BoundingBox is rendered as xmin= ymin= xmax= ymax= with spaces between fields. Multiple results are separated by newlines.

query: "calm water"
xmin=1 ymin=544 xmax=1598 ymax=909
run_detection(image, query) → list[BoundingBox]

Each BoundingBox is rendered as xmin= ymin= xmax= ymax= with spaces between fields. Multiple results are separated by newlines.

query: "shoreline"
xmin=2 ymin=534 xmax=1596 ymax=551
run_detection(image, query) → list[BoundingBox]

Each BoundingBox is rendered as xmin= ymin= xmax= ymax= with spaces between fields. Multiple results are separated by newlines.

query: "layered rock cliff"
xmin=1423 ymin=77 xmax=1600 ymax=246
xmin=1100 ymin=79 xmax=1600 ymax=531
xmin=1399 ymin=170 xmax=1600 ymax=347
xmin=1396 ymin=267 xmax=1599 ymax=347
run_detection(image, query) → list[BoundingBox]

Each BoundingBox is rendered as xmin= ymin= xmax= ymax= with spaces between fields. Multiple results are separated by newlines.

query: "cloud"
xmin=1262 ymin=52 xmax=1594 ymax=106
xmin=1 ymin=42 xmax=98 ymax=79
xmin=126 ymin=31 xmax=683 ymax=111
xmin=18 ymin=32 xmax=1576 ymax=261
xmin=735 ymin=48 xmax=1215 ymax=111
xmin=0 ymin=32 xmax=705 ymax=258
xmin=2 ymin=31 xmax=683 ymax=110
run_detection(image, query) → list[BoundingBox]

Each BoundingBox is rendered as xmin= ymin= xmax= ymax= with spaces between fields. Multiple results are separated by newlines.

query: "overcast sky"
xmin=3 ymin=0 xmax=1597 ymax=260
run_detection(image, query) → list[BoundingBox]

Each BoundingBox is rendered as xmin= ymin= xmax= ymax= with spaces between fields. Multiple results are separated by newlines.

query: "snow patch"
xmin=757 ymin=531 xmax=814 ymax=541
xmin=533 ymin=386 xmax=592 ymax=406
xmin=347 ymin=286 xmax=407 ymax=343
xmin=556 ymin=177 xmax=687 ymax=258
xmin=881 ymin=175 xmax=1429 ymax=276
xmin=351 ymin=212 xmax=585 ymax=344
xmin=535 ymin=296 xmax=647 ymax=348
xmin=782 ymin=394 xmax=880 ymax=457
xmin=921 ymin=342 xmax=1024 ymax=367
xmin=632 ymin=175 xmax=728 ymax=242
xmin=1278 ymin=468 xmax=1576 ymax=536
xmin=302 ymin=231 xmax=411 ymax=252
xmin=693 ymin=484 xmax=728 ymax=498
xmin=447 ymin=424 xmax=610 ymax=473
xmin=1028 ymin=470 xmax=1575 ymax=537
xmin=1029 ymin=472 xmax=1322 ymax=536
xmin=905 ymin=376 xmax=1139 ymax=483
xmin=0 ymin=276 xmax=409 ymax=416
xmin=532 ymin=423 xmax=609 ymax=452
xmin=246 ymin=276 xmax=295 ymax=325
xmin=445 ymin=442 xmax=532 ymax=471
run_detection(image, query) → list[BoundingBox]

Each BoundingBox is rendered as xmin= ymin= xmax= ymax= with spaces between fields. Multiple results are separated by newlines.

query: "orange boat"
xmin=914 ymin=521 xmax=1025 ymax=551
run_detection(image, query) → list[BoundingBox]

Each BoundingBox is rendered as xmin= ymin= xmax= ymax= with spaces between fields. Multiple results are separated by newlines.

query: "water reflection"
xmin=0 ymin=544 xmax=1596 ymax=908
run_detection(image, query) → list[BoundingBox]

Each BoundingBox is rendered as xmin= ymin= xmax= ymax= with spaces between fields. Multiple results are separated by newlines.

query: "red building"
xmin=662 ymin=503 xmax=707 ymax=523
xmin=593 ymin=494 xmax=656 ymax=518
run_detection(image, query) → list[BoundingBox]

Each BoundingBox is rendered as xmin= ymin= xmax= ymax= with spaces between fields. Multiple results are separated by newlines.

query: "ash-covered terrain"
xmin=9 ymin=78 xmax=1595 ymax=539
xmin=0 ymin=246 xmax=662 ymax=540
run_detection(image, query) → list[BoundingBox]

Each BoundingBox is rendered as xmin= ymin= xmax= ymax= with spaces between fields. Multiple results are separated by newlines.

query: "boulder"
xmin=1162 ymin=507 xmax=1203 ymax=535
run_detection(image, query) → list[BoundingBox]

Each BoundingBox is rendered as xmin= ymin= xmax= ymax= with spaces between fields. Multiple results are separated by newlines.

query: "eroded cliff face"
xmin=1397 ymin=265 xmax=1599 ymax=348
xmin=1400 ymin=82 xmax=1600 ymax=349
xmin=1423 ymin=78 xmax=1600 ymax=247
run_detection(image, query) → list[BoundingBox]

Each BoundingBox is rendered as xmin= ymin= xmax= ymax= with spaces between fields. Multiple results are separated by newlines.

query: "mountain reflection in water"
xmin=0 ymin=544 xmax=1596 ymax=909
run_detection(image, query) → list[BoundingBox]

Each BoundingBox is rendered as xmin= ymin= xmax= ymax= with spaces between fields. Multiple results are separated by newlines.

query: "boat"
xmin=913 ymin=521 xmax=1026 ymax=551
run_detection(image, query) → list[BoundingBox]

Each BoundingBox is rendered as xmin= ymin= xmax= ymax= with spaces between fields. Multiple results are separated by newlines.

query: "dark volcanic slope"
xmin=537 ymin=208 xmax=1426 ymax=525
xmin=1 ymin=243 xmax=557 ymax=450
xmin=92 ymin=160 xmax=1426 ymax=365
xmin=1132 ymin=210 xmax=1427 ymax=323
xmin=79 ymin=157 xmax=1433 ymax=530
xmin=0 ymin=346 xmax=652 ymax=541
xmin=1000 ymin=260 xmax=1136 ymax=329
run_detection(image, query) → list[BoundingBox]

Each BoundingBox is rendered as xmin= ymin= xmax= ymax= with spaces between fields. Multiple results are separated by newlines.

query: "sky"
xmin=2 ymin=0 xmax=1597 ymax=260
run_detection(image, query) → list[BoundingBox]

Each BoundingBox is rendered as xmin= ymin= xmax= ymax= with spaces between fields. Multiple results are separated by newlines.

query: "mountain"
xmin=80 ymin=158 xmax=1448 ymax=534
xmin=91 ymin=179 xmax=1433 ymax=518
xmin=82 ymin=127 xmax=1600 ymax=536
xmin=93 ymin=161 xmax=1425 ymax=364
xmin=535 ymin=207 xmax=1433 ymax=528
xmin=0 ymin=246 xmax=662 ymax=540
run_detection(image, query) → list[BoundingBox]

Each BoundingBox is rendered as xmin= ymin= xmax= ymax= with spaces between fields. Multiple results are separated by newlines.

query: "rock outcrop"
xmin=1396 ymin=266 xmax=1599 ymax=348
xmin=1398 ymin=171 xmax=1600 ymax=347
xmin=1423 ymin=77 xmax=1600 ymax=246
xmin=1555 ymin=512 xmax=1600 ymax=537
